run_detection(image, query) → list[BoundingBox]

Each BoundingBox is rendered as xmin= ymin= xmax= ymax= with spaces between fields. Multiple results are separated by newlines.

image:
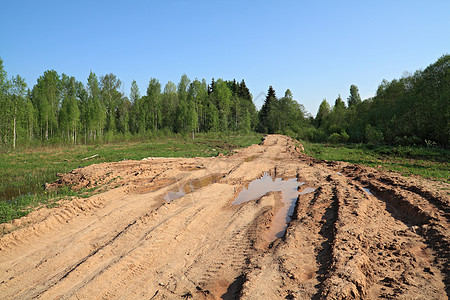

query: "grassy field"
xmin=2 ymin=134 xmax=448 ymax=224
xmin=0 ymin=133 xmax=263 ymax=223
xmin=302 ymin=141 xmax=449 ymax=183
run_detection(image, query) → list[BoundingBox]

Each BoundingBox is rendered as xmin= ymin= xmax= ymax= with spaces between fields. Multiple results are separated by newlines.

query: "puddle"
xmin=363 ymin=187 xmax=373 ymax=195
xmin=244 ymin=155 xmax=258 ymax=162
xmin=232 ymin=173 xmax=306 ymax=242
xmin=164 ymin=174 xmax=222 ymax=201
xmin=299 ymin=187 xmax=317 ymax=195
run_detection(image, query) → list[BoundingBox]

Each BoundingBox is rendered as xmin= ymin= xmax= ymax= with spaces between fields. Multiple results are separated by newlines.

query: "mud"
xmin=232 ymin=173 xmax=303 ymax=242
xmin=164 ymin=174 xmax=223 ymax=202
xmin=0 ymin=135 xmax=449 ymax=299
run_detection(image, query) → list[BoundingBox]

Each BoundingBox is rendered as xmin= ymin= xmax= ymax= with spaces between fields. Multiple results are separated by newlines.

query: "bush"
xmin=340 ymin=130 xmax=349 ymax=143
xmin=328 ymin=133 xmax=341 ymax=143
xmin=283 ymin=129 xmax=297 ymax=139
xmin=393 ymin=135 xmax=422 ymax=146
xmin=365 ymin=125 xmax=384 ymax=145
xmin=327 ymin=130 xmax=349 ymax=144
xmin=302 ymin=127 xmax=328 ymax=142
xmin=425 ymin=139 xmax=437 ymax=148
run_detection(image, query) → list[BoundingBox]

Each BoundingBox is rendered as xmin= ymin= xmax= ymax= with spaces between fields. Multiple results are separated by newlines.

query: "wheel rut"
xmin=0 ymin=135 xmax=448 ymax=299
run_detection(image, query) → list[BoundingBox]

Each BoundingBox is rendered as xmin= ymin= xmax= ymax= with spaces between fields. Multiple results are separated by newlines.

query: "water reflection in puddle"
xmin=363 ymin=187 xmax=373 ymax=195
xmin=232 ymin=173 xmax=301 ymax=205
xmin=233 ymin=173 xmax=311 ymax=242
xmin=299 ymin=187 xmax=317 ymax=195
xmin=164 ymin=174 xmax=222 ymax=202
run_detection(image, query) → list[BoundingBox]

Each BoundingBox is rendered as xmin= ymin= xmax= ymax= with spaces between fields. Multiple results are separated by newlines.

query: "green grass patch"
xmin=0 ymin=132 xmax=262 ymax=223
xmin=0 ymin=186 xmax=82 ymax=224
xmin=302 ymin=141 xmax=449 ymax=183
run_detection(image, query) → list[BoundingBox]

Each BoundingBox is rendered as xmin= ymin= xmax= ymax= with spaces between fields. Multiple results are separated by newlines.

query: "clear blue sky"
xmin=1 ymin=0 xmax=449 ymax=115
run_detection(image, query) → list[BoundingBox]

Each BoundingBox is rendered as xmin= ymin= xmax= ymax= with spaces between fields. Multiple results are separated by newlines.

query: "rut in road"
xmin=0 ymin=135 xmax=448 ymax=299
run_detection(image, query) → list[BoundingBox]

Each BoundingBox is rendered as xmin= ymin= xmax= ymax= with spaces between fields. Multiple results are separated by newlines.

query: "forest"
xmin=0 ymin=54 xmax=448 ymax=150
xmin=309 ymin=54 xmax=449 ymax=148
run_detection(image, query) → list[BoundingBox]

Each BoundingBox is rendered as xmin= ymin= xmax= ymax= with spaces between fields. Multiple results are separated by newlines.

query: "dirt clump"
xmin=0 ymin=135 xmax=448 ymax=299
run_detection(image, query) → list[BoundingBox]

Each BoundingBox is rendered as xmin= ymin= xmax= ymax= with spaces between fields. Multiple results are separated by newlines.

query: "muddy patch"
xmin=164 ymin=174 xmax=223 ymax=201
xmin=232 ymin=173 xmax=305 ymax=242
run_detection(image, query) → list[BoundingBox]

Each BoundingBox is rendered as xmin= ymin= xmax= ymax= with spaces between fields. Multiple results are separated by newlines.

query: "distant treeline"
xmin=0 ymin=63 xmax=261 ymax=148
xmin=308 ymin=54 xmax=449 ymax=148
xmin=0 ymin=54 xmax=448 ymax=150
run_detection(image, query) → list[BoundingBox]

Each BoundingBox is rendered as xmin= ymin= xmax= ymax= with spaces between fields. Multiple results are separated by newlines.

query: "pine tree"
xmin=258 ymin=86 xmax=277 ymax=133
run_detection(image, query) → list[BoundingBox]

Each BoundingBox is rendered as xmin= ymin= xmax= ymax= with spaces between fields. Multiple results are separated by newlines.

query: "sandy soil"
xmin=0 ymin=135 xmax=448 ymax=299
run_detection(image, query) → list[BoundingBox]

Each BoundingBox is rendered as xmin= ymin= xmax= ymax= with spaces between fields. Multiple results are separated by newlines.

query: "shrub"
xmin=283 ymin=129 xmax=297 ymax=139
xmin=302 ymin=127 xmax=328 ymax=142
xmin=365 ymin=125 xmax=384 ymax=145
xmin=340 ymin=130 xmax=349 ymax=142
xmin=328 ymin=133 xmax=341 ymax=143
xmin=393 ymin=135 xmax=422 ymax=146
xmin=425 ymin=139 xmax=437 ymax=148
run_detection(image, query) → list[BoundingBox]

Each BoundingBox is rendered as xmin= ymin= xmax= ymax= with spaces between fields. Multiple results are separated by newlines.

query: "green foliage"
xmin=258 ymin=87 xmax=310 ymax=136
xmin=365 ymin=125 xmax=384 ymax=145
xmin=0 ymin=57 xmax=263 ymax=150
xmin=347 ymin=84 xmax=361 ymax=107
xmin=211 ymin=79 xmax=231 ymax=131
xmin=161 ymin=81 xmax=177 ymax=130
xmin=59 ymin=75 xmax=80 ymax=143
xmin=315 ymin=99 xmax=330 ymax=127
xmin=299 ymin=127 xmax=327 ymax=142
xmin=258 ymin=86 xmax=277 ymax=133
xmin=312 ymin=54 xmax=449 ymax=148
xmin=328 ymin=133 xmax=341 ymax=143
xmin=100 ymin=73 xmax=122 ymax=133
xmin=0 ymin=187 xmax=79 ymax=224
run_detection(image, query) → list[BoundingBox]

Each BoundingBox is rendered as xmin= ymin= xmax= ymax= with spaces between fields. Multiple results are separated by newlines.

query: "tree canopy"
xmin=309 ymin=54 xmax=449 ymax=147
xmin=0 ymin=54 xmax=448 ymax=150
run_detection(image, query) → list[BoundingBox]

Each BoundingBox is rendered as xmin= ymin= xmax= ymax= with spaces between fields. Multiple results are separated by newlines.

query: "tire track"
xmin=363 ymin=180 xmax=449 ymax=297
xmin=328 ymin=165 xmax=449 ymax=299
xmin=341 ymin=164 xmax=449 ymax=297
xmin=312 ymin=184 xmax=339 ymax=299
xmin=0 ymin=135 xmax=448 ymax=299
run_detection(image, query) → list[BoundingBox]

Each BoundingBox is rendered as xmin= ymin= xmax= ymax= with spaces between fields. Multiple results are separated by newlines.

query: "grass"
xmin=0 ymin=186 xmax=86 ymax=224
xmin=302 ymin=141 xmax=450 ymax=183
xmin=0 ymin=132 xmax=263 ymax=224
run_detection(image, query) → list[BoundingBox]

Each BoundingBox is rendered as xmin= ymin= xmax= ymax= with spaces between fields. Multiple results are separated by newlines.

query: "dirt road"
xmin=1 ymin=135 xmax=449 ymax=299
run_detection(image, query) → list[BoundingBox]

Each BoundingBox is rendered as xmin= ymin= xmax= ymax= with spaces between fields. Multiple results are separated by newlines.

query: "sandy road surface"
xmin=0 ymin=135 xmax=449 ymax=299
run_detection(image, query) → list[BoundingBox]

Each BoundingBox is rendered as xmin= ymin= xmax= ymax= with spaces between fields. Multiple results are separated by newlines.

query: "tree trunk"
xmin=13 ymin=116 xmax=16 ymax=150
xmin=46 ymin=117 xmax=49 ymax=140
